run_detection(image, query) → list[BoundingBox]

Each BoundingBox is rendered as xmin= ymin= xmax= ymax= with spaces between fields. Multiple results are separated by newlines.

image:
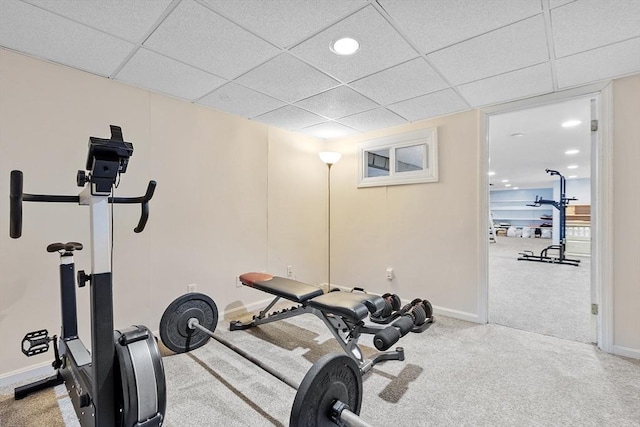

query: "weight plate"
xmin=390 ymin=294 xmax=402 ymax=311
xmin=423 ymin=299 xmax=433 ymax=319
xmin=159 ymin=293 xmax=218 ymax=354
xmin=290 ymin=353 xmax=362 ymax=427
xmin=411 ymin=305 xmax=427 ymax=326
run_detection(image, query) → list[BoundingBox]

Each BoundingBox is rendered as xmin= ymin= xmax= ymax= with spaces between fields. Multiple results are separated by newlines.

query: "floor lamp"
xmin=319 ymin=151 xmax=342 ymax=292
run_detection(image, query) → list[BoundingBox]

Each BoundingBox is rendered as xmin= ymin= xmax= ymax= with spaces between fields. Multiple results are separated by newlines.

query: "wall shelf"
xmin=490 ymin=188 xmax=554 ymax=233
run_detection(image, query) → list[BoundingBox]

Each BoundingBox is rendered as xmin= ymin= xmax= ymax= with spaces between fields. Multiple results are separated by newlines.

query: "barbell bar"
xmin=159 ymin=292 xmax=375 ymax=427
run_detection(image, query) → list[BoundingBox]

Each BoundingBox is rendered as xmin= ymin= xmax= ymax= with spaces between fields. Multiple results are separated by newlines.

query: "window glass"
xmin=366 ymin=148 xmax=390 ymax=177
xmin=396 ymin=144 xmax=424 ymax=173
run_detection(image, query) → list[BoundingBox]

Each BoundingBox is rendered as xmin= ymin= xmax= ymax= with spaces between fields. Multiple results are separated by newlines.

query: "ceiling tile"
xmin=115 ymin=48 xmax=226 ymax=101
xmin=235 ymin=53 xmax=339 ymax=103
xmin=23 ymin=0 xmax=172 ymax=43
xmin=252 ymin=105 xmax=327 ymax=130
xmin=555 ymin=38 xmax=640 ymax=88
xmin=457 ymin=63 xmax=553 ymax=107
xmin=551 ymin=0 xmax=640 ymax=58
xmin=290 ymin=5 xmax=419 ymax=83
xmin=337 ymin=108 xmax=407 ymax=132
xmin=387 ymin=89 xmax=468 ymax=122
xmin=549 ymin=0 xmax=574 ymax=9
xmin=201 ymin=0 xmax=367 ymax=48
xmin=197 ymin=83 xmax=285 ymax=118
xmin=299 ymin=121 xmax=359 ymax=139
xmin=379 ymin=0 xmax=542 ymax=53
xmin=349 ymin=58 xmax=449 ymax=105
xmin=427 ymin=15 xmax=549 ymax=85
xmin=294 ymin=86 xmax=378 ymax=119
xmin=0 ymin=0 xmax=134 ymax=77
xmin=143 ymin=0 xmax=280 ymax=79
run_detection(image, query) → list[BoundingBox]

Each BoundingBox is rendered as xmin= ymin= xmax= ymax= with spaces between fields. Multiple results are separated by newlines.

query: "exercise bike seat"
xmin=239 ymin=273 xmax=324 ymax=303
xmin=47 ymin=242 xmax=83 ymax=253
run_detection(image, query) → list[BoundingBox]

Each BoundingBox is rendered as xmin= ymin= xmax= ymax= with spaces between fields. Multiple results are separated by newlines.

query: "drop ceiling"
xmin=489 ymin=96 xmax=592 ymax=190
xmin=0 ymin=0 xmax=638 ymax=140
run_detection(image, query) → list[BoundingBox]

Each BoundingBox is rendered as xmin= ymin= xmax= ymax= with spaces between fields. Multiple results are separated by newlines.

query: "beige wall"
xmin=327 ymin=110 xmax=482 ymax=320
xmin=267 ymin=127 xmax=328 ymax=286
xmin=612 ymin=75 xmax=640 ymax=353
xmin=0 ymin=49 xmax=325 ymax=376
xmin=325 ymin=78 xmax=640 ymax=356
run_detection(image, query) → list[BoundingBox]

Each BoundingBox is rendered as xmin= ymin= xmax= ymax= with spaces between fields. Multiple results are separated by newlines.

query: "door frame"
xmin=477 ymin=81 xmax=614 ymax=353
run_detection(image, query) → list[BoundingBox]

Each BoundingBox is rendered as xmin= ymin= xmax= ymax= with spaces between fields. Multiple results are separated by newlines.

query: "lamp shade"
xmin=319 ymin=151 xmax=342 ymax=165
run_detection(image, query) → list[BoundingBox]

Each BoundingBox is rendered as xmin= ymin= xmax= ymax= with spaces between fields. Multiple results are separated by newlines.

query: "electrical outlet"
xmin=287 ymin=265 xmax=294 ymax=278
xmin=385 ymin=267 xmax=394 ymax=280
xmin=187 ymin=283 xmax=197 ymax=293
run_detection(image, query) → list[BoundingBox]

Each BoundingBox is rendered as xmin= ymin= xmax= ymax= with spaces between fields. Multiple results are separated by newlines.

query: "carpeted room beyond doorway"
xmin=489 ymin=236 xmax=592 ymax=343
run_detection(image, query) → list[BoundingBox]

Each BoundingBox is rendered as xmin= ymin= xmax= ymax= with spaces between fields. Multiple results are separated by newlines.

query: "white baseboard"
xmin=613 ymin=345 xmax=640 ymax=360
xmin=0 ymin=361 xmax=55 ymax=388
xmin=224 ymin=297 xmax=278 ymax=317
xmin=431 ymin=306 xmax=480 ymax=323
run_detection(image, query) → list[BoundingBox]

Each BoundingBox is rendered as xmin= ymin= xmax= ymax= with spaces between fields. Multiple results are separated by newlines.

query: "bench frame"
xmin=230 ymin=295 xmax=404 ymax=373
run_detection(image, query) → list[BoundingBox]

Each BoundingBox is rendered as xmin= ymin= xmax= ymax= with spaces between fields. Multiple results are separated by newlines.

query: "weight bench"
xmin=231 ymin=272 xmax=408 ymax=373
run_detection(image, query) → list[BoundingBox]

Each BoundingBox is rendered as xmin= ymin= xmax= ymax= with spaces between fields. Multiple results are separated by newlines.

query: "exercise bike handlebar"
xmin=112 ymin=180 xmax=156 ymax=233
xmin=9 ymin=169 xmax=156 ymax=238
xmin=10 ymin=170 xmax=25 ymax=239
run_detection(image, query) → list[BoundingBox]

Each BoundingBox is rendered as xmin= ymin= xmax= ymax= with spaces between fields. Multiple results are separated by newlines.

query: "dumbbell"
xmin=373 ymin=299 xmax=433 ymax=351
xmin=370 ymin=293 xmax=402 ymax=319
xmin=400 ymin=298 xmax=432 ymax=327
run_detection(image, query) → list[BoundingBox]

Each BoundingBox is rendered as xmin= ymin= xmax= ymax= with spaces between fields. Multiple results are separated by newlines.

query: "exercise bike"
xmin=10 ymin=126 xmax=166 ymax=427
xmin=517 ymin=169 xmax=581 ymax=267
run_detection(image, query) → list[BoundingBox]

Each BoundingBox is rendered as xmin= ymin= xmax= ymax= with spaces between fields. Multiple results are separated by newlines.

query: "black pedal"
xmin=21 ymin=329 xmax=53 ymax=357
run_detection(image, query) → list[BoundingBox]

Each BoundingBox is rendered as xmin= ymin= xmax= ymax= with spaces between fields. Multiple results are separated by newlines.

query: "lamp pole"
xmin=319 ymin=152 xmax=342 ymax=292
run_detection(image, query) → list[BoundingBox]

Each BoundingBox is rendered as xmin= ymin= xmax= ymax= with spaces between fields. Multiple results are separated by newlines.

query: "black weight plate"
xmin=159 ymin=293 xmax=218 ymax=354
xmin=290 ymin=353 xmax=362 ymax=427
xmin=411 ymin=305 xmax=427 ymax=326
xmin=423 ymin=299 xmax=433 ymax=319
xmin=390 ymin=294 xmax=402 ymax=311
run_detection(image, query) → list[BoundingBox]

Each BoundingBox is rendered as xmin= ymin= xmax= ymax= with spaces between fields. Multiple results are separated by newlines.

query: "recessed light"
xmin=510 ymin=133 xmax=524 ymax=137
xmin=505 ymin=184 xmax=512 ymax=187
xmin=565 ymin=149 xmax=580 ymax=155
xmin=330 ymin=37 xmax=360 ymax=55
xmin=567 ymin=165 xmax=578 ymax=169
xmin=562 ymin=120 xmax=582 ymax=128
xmin=501 ymin=179 xmax=509 ymax=183
xmin=568 ymin=175 xmax=577 ymax=178
xmin=488 ymin=171 xmax=496 ymax=176
xmin=513 ymin=187 xmax=519 ymax=190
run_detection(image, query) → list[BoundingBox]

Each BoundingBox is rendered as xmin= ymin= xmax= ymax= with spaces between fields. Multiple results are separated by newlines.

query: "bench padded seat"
xmin=308 ymin=292 xmax=385 ymax=323
xmin=239 ymin=273 xmax=386 ymax=322
xmin=239 ymin=273 xmax=323 ymax=303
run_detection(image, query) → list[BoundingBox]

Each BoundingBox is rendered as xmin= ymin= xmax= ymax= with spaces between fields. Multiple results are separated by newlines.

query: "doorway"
xmin=487 ymin=97 xmax=594 ymax=343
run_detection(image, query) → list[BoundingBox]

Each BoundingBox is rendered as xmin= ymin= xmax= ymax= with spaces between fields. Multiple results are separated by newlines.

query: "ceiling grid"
xmin=0 ymin=0 xmax=637 ymax=139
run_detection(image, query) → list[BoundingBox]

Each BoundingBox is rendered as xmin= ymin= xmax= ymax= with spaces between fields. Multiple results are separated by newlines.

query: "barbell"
xmin=159 ymin=292 xmax=375 ymax=427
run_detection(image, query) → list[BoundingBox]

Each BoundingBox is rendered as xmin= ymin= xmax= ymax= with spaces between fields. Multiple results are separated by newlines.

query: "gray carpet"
xmin=489 ymin=236 xmax=592 ymax=343
xmin=2 ymin=312 xmax=638 ymax=426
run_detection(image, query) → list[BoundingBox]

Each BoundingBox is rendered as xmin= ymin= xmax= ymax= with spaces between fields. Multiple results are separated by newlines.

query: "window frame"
xmin=357 ymin=127 xmax=438 ymax=188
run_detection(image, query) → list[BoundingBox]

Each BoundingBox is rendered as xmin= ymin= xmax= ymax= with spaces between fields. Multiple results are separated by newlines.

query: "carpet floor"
xmin=1 ymin=310 xmax=638 ymax=426
xmin=489 ymin=236 xmax=592 ymax=343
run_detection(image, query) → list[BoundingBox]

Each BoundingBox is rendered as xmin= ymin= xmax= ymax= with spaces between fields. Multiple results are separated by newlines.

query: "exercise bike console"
xmin=83 ymin=125 xmax=133 ymax=194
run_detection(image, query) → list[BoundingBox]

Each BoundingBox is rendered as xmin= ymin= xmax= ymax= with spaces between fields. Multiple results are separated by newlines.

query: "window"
xmin=357 ymin=128 xmax=438 ymax=187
